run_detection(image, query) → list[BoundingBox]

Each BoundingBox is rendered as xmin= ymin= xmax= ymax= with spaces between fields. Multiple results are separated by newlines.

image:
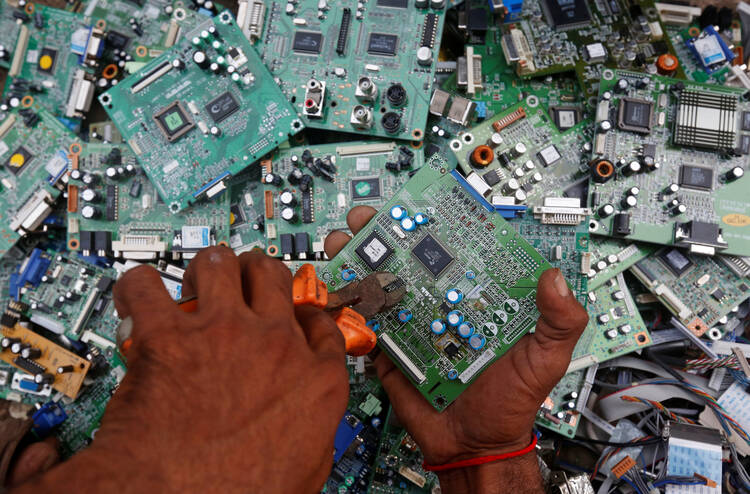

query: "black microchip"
xmin=483 ymin=169 xmax=502 ymax=187
xmin=467 ymin=8 xmax=488 ymax=32
xmin=105 ymin=31 xmax=131 ymax=51
xmin=13 ymin=357 xmax=44 ymax=375
xmin=740 ymin=283 xmax=748 ymax=292
xmin=618 ymin=98 xmax=653 ymax=134
xmin=658 ymin=248 xmax=693 ymax=276
xmin=711 ymin=288 xmax=725 ymax=301
xmin=698 ymin=308 xmax=709 ymax=319
xmin=230 ymin=204 xmax=245 ymax=226
xmin=444 ymin=342 xmax=460 ymax=359
xmin=350 ymin=178 xmax=380 ymax=200
xmin=355 ymin=231 xmax=394 ymax=270
xmin=425 ymin=143 xmax=440 ymax=158
xmin=614 ymin=307 xmax=627 ymax=318
xmin=0 ymin=313 xmax=17 ymax=328
xmin=368 ymin=33 xmax=398 ymax=56
xmin=302 ymin=188 xmax=313 ymax=223
xmin=37 ymin=48 xmax=57 ymax=74
xmin=376 ymin=0 xmax=407 ymax=7
xmin=540 ymin=0 xmax=591 ymax=29
xmin=651 ymin=41 xmax=668 ymax=55
xmin=740 ymin=135 xmax=750 ymax=155
xmin=292 ymin=31 xmax=323 ymax=54
xmin=106 ymin=184 xmax=117 ymax=221
xmin=743 ymin=112 xmax=750 ymax=131
xmin=679 ymin=165 xmax=713 ymax=190
xmin=550 ymin=106 xmax=580 ymax=131
xmin=420 ymin=13 xmax=438 ymax=49
xmin=5 ymin=146 xmax=32 ymax=175
xmin=205 ymin=91 xmax=240 ymax=124
xmin=634 ymin=260 xmax=657 ymax=283
xmin=153 ymin=101 xmax=194 ymax=142
xmin=412 ymin=234 xmax=454 ymax=277
xmin=643 ymin=143 xmax=656 ymax=159
xmin=96 ymin=276 xmax=114 ymax=292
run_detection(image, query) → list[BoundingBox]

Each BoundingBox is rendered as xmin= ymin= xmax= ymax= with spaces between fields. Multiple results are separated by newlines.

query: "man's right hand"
xmin=326 ymin=206 xmax=589 ymax=493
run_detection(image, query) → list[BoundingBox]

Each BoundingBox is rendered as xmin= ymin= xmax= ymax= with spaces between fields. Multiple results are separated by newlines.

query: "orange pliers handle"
xmin=292 ymin=263 xmax=377 ymax=356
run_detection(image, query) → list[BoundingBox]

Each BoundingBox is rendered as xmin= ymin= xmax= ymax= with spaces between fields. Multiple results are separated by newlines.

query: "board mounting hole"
xmin=102 ymin=64 xmax=118 ymax=79
xmin=463 ymin=134 xmax=473 ymax=143
xmin=330 ymin=101 xmax=337 ymax=108
xmin=69 ymin=143 xmax=82 ymax=155
xmin=24 ymin=3 xmax=34 ymax=14
xmin=95 ymin=19 xmax=106 ymax=30
xmin=135 ymin=45 xmax=147 ymax=57
xmin=412 ymin=129 xmax=423 ymax=139
xmin=21 ymin=95 xmax=33 ymax=108
xmin=267 ymin=245 xmax=278 ymax=256
xmin=218 ymin=241 xmax=228 ymax=247
xmin=68 ymin=239 xmax=79 ymax=250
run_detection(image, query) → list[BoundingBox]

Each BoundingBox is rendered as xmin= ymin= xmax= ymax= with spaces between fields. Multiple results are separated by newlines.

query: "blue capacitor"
xmin=371 ymin=417 xmax=382 ymax=428
xmin=398 ymin=310 xmax=413 ymax=323
xmin=465 ymin=270 xmax=476 ymax=280
xmin=400 ymin=216 xmax=416 ymax=231
xmin=366 ymin=319 xmax=381 ymax=331
xmin=445 ymin=288 xmax=463 ymax=304
xmin=447 ymin=369 xmax=458 ymax=380
xmin=446 ymin=310 xmax=464 ymax=326
xmin=469 ymin=334 xmax=486 ymax=350
xmin=390 ymin=205 xmax=407 ymax=220
xmin=341 ymin=268 xmax=356 ymax=281
xmin=430 ymin=319 xmax=446 ymax=334
xmin=458 ymin=322 xmax=474 ymax=338
xmin=414 ymin=212 xmax=429 ymax=225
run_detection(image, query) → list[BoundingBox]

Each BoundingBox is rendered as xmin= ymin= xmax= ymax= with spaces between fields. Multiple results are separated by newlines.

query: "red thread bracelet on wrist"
xmin=422 ymin=434 xmax=538 ymax=472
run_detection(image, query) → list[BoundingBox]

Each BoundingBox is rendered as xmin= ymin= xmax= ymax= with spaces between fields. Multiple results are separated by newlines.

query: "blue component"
xmin=446 ymin=310 xmax=464 ymax=327
xmin=366 ymin=319 xmax=381 ymax=331
xmin=18 ymin=379 xmax=40 ymax=392
xmin=390 ymin=205 xmax=407 ymax=220
xmin=400 ymin=482 xmax=407 ymax=489
xmin=430 ymin=319 xmax=447 ymax=335
xmin=458 ymin=322 xmax=475 ymax=338
xmin=445 ymin=288 xmax=463 ymax=304
xmin=453 ymin=169 xmax=527 ymax=217
xmin=371 ymin=417 xmax=382 ymax=428
xmin=56 ymin=117 xmax=80 ymax=133
xmin=465 ymin=270 xmax=476 ymax=280
xmin=333 ymin=412 xmax=364 ymax=463
xmin=400 ymin=216 xmax=416 ymax=231
xmin=469 ymin=334 xmax=487 ymax=350
xmin=447 ymin=369 xmax=458 ymax=380
xmin=341 ymin=269 xmax=356 ymax=281
xmin=192 ymin=171 xmax=231 ymax=198
xmin=503 ymin=0 xmax=524 ymax=22
xmin=198 ymin=7 xmax=214 ymax=16
xmin=414 ymin=212 xmax=429 ymax=225
xmin=494 ymin=204 xmax=527 ymax=219
xmin=686 ymin=26 xmax=735 ymax=73
xmin=9 ymin=249 xmax=51 ymax=301
xmin=475 ymin=101 xmax=488 ymax=120
xmin=32 ymin=402 xmax=67 ymax=437
xmin=398 ymin=310 xmax=413 ymax=323
xmin=42 ymin=214 xmax=65 ymax=227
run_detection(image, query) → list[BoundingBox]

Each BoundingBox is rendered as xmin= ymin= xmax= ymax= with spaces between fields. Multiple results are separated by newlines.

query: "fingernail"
xmin=553 ymin=270 xmax=571 ymax=298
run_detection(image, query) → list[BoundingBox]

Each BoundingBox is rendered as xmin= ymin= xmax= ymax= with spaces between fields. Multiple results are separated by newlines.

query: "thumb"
xmin=532 ymin=268 xmax=589 ymax=356
xmin=7 ymin=437 xmax=59 ymax=487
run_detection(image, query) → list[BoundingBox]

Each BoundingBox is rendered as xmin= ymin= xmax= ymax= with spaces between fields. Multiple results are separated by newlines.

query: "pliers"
xmin=117 ymin=263 xmax=405 ymax=357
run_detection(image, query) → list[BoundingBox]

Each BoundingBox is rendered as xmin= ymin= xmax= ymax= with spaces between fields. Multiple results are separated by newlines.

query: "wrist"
xmin=422 ymin=430 xmax=534 ymax=466
xmin=435 ymin=452 xmax=543 ymax=494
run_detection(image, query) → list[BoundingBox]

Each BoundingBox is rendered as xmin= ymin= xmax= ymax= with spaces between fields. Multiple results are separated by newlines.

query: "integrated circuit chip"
xmin=376 ymin=0 xmax=408 ymax=7
xmin=658 ymin=248 xmax=693 ymax=276
xmin=153 ymin=101 xmax=195 ymax=142
xmin=742 ymin=111 xmax=750 ymax=131
xmin=540 ymin=0 xmax=592 ymax=30
xmin=537 ymin=145 xmax=561 ymax=167
xmin=679 ymin=165 xmax=713 ymax=191
xmin=37 ymin=48 xmax=57 ymax=74
xmin=292 ymin=31 xmax=323 ymax=54
xmin=412 ymin=233 xmax=454 ymax=277
xmin=205 ymin=91 xmax=240 ymax=123
xmin=5 ymin=146 xmax=32 ymax=175
xmin=367 ymin=33 xmax=398 ymax=56
xmin=355 ymin=231 xmax=394 ymax=270
xmin=550 ymin=106 xmax=580 ymax=131
xmin=617 ymin=98 xmax=653 ymax=134
xmin=350 ymin=177 xmax=381 ymax=200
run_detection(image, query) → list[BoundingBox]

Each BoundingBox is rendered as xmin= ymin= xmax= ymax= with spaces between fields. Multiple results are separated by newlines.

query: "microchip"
xmin=740 ymin=283 xmax=748 ymax=292
xmin=540 ymin=0 xmax=591 ymax=30
xmin=741 ymin=135 xmax=750 ymax=155
xmin=412 ymin=233 xmax=454 ymax=277
xmin=550 ymin=106 xmax=580 ymax=131
xmin=60 ymin=275 xmax=72 ymax=287
xmin=355 ymin=231 xmax=394 ymax=270
xmin=742 ymin=111 xmax=750 ymax=131
xmin=679 ymin=165 xmax=713 ymax=191
xmin=711 ymin=288 xmax=725 ymax=301
xmin=350 ymin=177 xmax=381 ymax=200
xmin=105 ymin=31 xmax=131 ymax=51
xmin=674 ymin=89 xmax=737 ymax=150
xmin=483 ymin=169 xmax=502 ymax=187
xmin=643 ymin=143 xmax=656 ymax=160
xmin=537 ymin=145 xmax=561 ymax=167
xmin=376 ymin=0 xmax=407 ymax=7
xmin=292 ymin=31 xmax=323 ymax=54
xmin=444 ymin=342 xmax=460 ymax=359
xmin=617 ymin=98 xmax=653 ymax=134
xmin=37 ymin=48 xmax=57 ymax=73
xmin=658 ymin=248 xmax=693 ymax=276
xmin=5 ymin=146 xmax=32 ymax=175
xmin=205 ymin=91 xmax=239 ymax=124
xmin=368 ymin=33 xmax=398 ymax=56
xmin=153 ymin=101 xmax=194 ymax=142
xmin=230 ymin=204 xmax=245 ymax=226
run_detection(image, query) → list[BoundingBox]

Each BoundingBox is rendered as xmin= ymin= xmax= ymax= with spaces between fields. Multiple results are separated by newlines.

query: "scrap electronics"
xmin=1 ymin=0 xmax=750 ymax=491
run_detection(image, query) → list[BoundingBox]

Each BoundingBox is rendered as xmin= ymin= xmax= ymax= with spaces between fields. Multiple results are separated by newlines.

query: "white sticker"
xmin=0 ymin=141 xmax=9 ymax=158
xmin=26 ymin=49 xmax=39 ymax=64
xmin=181 ymin=226 xmax=210 ymax=249
xmin=363 ymin=238 xmax=388 ymax=262
xmin=356 ymin=157 xmax=370 ymax=171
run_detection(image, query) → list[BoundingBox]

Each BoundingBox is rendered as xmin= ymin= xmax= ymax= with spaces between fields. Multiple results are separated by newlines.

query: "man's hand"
xmin=14 ymin=247 xmax=349 ymax=493
xmin=326 ymin=207 xmax=589 ymax=493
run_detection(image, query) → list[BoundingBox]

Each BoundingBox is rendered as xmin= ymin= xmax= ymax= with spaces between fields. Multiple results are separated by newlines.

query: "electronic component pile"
xmin=0 ymin=0 xmax=747 ymax=492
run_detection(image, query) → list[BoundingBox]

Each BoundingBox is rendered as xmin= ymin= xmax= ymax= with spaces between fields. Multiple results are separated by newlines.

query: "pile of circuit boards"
xmin=1 ymin=0 xmax=750 ymax=491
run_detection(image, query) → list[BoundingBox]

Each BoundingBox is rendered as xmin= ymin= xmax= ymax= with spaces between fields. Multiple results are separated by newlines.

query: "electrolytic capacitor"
xmin=81 ymin=205 xmax=101 ymax=219
xmin=70 ymin=169 xmax=82 ymax=181
xmin=34 ymin=373 xmax=54 ymax=385
xmin=430 ymin=319 xmax=446 ymax=334
xmin=1 ymin=337 xmax=19 ymax=350
xmin=445 ymin=288 xmax=463 ymax=304
xmin=627 ymin=186 xmax=640 ymax=196
xmin=726 ymin=166 xmax=744 ymax=181
xmin=21 ymin=347 xmax=41 ymax=359
xmin=622 ymin=161 xmax=641 ymax=176
xmin=264 ymin=172 xmax=282 ymax=186
xmin=279 ymin=190 xmax=296 ymax=207
xmin=193 ymin=50 xmax=209 ymax=69
xmin=280 ymin=207 xmax=298 ymax=222
xmin=615 ymin=79 xmax=629 ymax=92
xmin=599 ymin=204 xmax=615 ymax=217
xmin=81 ymin=188 xmax=100 ymax=203
xmin=598 ymin=120 xmax=612 ymax=133
xmin=512 ymin=142 xmax=527 ymax=157
xmin=457 ymin=322 xmax=474 ymax=338
xmin=57 ymin=365 xmax=74 ymax=374
xmin=664 ymin=183 xmax=679 ymax=194
xmin=82 ymin=173 xmax=98 ymax=185
xmin=621 ymin=195 xmax=637 ymax=209
xmin=502 ymin=178 xmax=520 ymax=194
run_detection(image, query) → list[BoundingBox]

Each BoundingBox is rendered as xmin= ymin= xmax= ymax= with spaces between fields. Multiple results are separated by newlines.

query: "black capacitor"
xmin=726 ymin=166 xmax=744 ymax=181
xmin=81 ymin=188 xmax=100 ymax=203
xmin=57 ymin=365 xmax=74 ymax=374
xmin=70 ymin=169 xmax=82 ymax=181
xmin=11 ymin=342 xmax=29 ymax=354
xmin=172 ymin=59 xmax=186 ymax=70
xmin=264 ymin=172 xmax=282 ymax=187
xmin=300 ymin=149 xmax=314 ymax=165
xmin=193 ymin=50 xmax=209 ymax=69
xmin=34 ymin=373 xmax=55 ymax=385
xmin=21 ymin=347 xmax=41 ymax=359
xmin=287 ymin=168 xmax=303 ymax=185
xmin=599 ymin=204 xmax=615 ymax=217
xmin=279 ymin=190 xmax=297 ymax=207
xmin=498 ymin=152 xmax=512 ymax=168
xmin=615 ymin=79 xmax=629 ymax=92
xmin=621 ymin=195 xmax=637 ymax=209
xmin=280 ymin=207 xmax=298 ymax=223
xmin=82 ymin=173 xmax=98 ymax=185
xmin=1 ymin=337 xmax=20 ymax=350
xmin=79 ymin=266 xmax=94 ymax=276
xmin=622 ymin=161 xmax=641 ymax=176
xmin=81 ymin=205 xmax=101 ymax=219
xmin=591 ymin=191 xmax=600 ymax=206
xmin=34 ymin=11 xmax=43 ymax=28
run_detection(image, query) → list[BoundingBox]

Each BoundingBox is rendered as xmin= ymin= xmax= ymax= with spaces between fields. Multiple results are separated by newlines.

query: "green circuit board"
xmin=589 ymin=69 xmax=750 ymax=257
xmin=321 ymin=155 xmax=553 ymax=411
xmin=228 ymin=166 xmax=267 ymax=254
xmin=630 ymin=247 xmax=750 ymax=336
xmin=535 ymin=368 xmax=587 ymax=438
xmin=587 ymin=237 xmax=655 ymax=290
xmin=567 ymin=272 xmax=652 ymax=373
xmin=500 ymin=0 xmax=684 ymax=99
xmin=449 ymin=101 xmax=592 ymax=217
xmin=99 ymin=11 xmax=303 ymax=214
xmin=368 ymin=409 xmax=439 ymax=493
xmin=665 ymin=25 xmax=736 ymax=85
xmin=0 ymin=2 xmax=24 ymax=71
xmin=263 ymin=141 xmax=420 ymax=261
xmin=0 ymin=107 xmax=73 ymax=258
xmin=67 ymin=142 xmax=230 ymax=260
xmin=255 ymin=0 xmax=446 ymax=141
